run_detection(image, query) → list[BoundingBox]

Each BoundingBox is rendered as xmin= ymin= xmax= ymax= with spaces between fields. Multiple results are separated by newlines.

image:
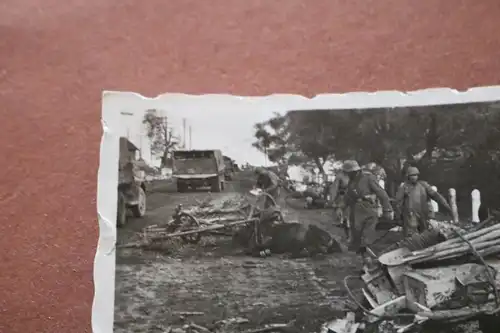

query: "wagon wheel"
xmin=248 ymin=191 xmax=276 ymax=218
xmin=176 ymin=212 xmax=202 ymax=244
xmin=237 ymin=204 xmax=252 ymax=219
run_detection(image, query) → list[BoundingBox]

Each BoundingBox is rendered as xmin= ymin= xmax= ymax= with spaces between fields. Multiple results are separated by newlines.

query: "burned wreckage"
xmin=324 ymin=214 xmax=500 ymax=333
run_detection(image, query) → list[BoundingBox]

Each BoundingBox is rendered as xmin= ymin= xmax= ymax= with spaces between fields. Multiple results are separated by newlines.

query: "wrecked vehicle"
xmin=324 ymin=217 xmax=500 ymax=333
xmin=117 ymin=137 xmax=148 ymax=227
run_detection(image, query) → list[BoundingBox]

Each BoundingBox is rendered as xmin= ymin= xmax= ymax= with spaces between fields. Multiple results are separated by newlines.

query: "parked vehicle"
xmin=117 ymin=137 xmax=148 ymax=227
xmin=172 ymin=149 xmax=225 ymax=192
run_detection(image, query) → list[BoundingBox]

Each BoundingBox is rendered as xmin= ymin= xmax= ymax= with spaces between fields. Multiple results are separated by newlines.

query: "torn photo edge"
xmin=94 ymin=85 xmax=500 ymax=332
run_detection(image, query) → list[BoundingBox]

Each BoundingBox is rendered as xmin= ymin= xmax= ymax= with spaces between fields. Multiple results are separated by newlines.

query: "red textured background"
xmin=1 ymin=1 xmax=500 ymax=332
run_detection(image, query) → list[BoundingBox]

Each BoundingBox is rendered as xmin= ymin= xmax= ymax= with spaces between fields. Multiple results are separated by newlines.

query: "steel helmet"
xmin=407 ymin=166 xmax=420 ymax=176
xmin=342 ymin=160 xmax=361 ymax=173
xmin=254 ymin=167 xmax=266 ymax=175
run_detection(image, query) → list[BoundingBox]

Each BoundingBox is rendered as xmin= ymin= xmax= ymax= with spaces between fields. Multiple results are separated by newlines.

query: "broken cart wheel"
xmin=176 ymin=212 xmax=202 ymax=244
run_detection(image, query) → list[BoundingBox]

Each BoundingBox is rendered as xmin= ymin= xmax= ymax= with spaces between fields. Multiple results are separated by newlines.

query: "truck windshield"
xmin=173 ymin=151 xmax=217 ymax=174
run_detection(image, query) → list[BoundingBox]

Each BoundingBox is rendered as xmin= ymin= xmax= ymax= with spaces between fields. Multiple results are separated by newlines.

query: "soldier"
xmin=343 ymin=160 xmax=394 ymax=253
xmin=255 ymin=167 xmax=281 ymax=208
xmin=395 ymin=166 xmax=453 ymax=237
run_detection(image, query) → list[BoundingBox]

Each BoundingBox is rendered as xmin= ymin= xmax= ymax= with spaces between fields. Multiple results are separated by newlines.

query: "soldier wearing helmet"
xmin=342 ymin=160 xmax=393 ymax=253
xmin=255 ymin=167 xmax=280 ymax=208
xmin=395 ymin=166 xmax=452 ymax=237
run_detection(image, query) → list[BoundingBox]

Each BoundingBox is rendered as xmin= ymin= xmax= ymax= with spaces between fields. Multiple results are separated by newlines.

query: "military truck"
xmin=117 ymin=137 xmax=148 ymax=227
xmin=172 ymin=149 xmax=225 ymax=192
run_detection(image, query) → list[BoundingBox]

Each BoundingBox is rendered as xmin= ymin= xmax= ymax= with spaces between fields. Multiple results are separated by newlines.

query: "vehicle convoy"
xmin=172 ymin=149 xmax=225 ymax=193
xmin=117 ymin=137 xmax=148 ymax=227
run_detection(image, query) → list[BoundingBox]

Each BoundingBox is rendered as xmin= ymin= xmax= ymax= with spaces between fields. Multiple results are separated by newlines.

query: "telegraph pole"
xmin=139 ymin=134 xmax=143 ymax=159
xmin=189 ymin=125 xmax=192 ymax=149
xmin=183 ymin=118 xmax=187 ymax=148
xmin=160 ymin=115 xmax=169 ymax=166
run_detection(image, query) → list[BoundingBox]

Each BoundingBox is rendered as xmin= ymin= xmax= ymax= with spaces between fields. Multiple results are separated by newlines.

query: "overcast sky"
xmin=120 ymin=108 xmax=285 ymax=167
xmin=166 ymin=108 xmax=285 ymax=167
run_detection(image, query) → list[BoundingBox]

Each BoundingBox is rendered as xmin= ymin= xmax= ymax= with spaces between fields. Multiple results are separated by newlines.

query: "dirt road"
xmin=114 ymin=178 xmax=371 ymax=333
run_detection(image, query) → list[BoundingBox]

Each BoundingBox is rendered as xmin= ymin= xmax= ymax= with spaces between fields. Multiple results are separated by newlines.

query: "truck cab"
xmin=172 ymin=149 xmax=225 ymax=192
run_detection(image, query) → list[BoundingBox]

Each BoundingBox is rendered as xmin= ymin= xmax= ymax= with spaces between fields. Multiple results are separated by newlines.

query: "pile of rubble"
xmin=120 ymin=192 xmax=341 ymax=258
xmin=323 ymin=214 xmax=500 ymax=333
xmin=120 ymin=194 xmax=256 ymax=250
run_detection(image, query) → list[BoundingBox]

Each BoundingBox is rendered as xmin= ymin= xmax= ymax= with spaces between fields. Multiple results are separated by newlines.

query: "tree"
xmin=142 ymin=109 xmax=180 ymax=168
xmin=251 ymin=110 xmax=362 ymax=174
xmin=252 ymin=113 xmax=290 ymax=165
xmin=252 ymin=103 xmax=500 ymax=202
xmin=286 ymin=110 xmax=350 ymax=174
xmin=352 ymin=107 xmax=429 ymax=192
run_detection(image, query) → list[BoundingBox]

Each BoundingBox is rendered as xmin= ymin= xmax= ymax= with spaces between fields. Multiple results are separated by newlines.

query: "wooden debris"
xmin=173 ymin=311 xmax=205 ymax=317
xmin=149 ymin=218 xmax=258 ymax=240
xmin=189 ymin=322 xmax=211 ymax=333
xmin=117 ymin=193 xmax=272 ymax=249
xmin=171 ymin=328 xmax=185 ymax=333
xmin=405 ymin=222 xmax=500 ymax=263
xmin=118 ymin=217 xmax=259 ymax=248
xmin=336 ymin=212 xmax=500 ymax=333
xmin=243 ymin=320 xmax=295 ymax=333
xmin=214 ymin=316 xmax=249 ymax=326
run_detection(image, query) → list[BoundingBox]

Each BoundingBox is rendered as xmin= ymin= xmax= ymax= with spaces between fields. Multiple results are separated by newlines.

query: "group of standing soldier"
xmin=254 ymin=161 xmax=454 ymax=255
xmin=331 ymin=161 xmax=453 ymax=253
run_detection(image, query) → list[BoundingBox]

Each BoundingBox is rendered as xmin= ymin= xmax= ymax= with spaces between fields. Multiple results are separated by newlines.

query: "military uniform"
xmin=395 ymin=167 xmax=452 ymax=237
xmin=255 ymin=168 xmax=281 ymax=208
xmin=343 ymin=161 xmax=393 ymax=252
xmin=330 ymin=172 xmax=350 ymax=236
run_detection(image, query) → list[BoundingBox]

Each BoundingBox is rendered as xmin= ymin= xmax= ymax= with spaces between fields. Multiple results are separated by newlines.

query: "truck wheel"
xmin=479 ymin=315 xmax=500 ymax=333
xmin=211 ymin=178 xmax=221 ymax=192
xmin=117 ymin=192 xmax=127 ymax=227
xmin=130 ymin=186 xmax=146 ymax=218
xmin=177 ymin=181 xmax=187 ymax=193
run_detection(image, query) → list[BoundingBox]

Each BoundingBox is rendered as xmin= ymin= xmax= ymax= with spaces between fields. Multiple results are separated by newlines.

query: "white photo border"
xmin=95 ymin=86 xmax=500 ymax=333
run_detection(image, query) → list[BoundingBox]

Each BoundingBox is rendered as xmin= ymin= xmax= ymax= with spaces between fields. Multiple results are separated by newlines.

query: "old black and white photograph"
xmin=109 ymin=97 xmax=500 ymax=333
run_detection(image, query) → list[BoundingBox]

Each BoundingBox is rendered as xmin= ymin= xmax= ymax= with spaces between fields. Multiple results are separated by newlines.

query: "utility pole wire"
xmin=183 ymin=118 xmax=187 ymax=148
